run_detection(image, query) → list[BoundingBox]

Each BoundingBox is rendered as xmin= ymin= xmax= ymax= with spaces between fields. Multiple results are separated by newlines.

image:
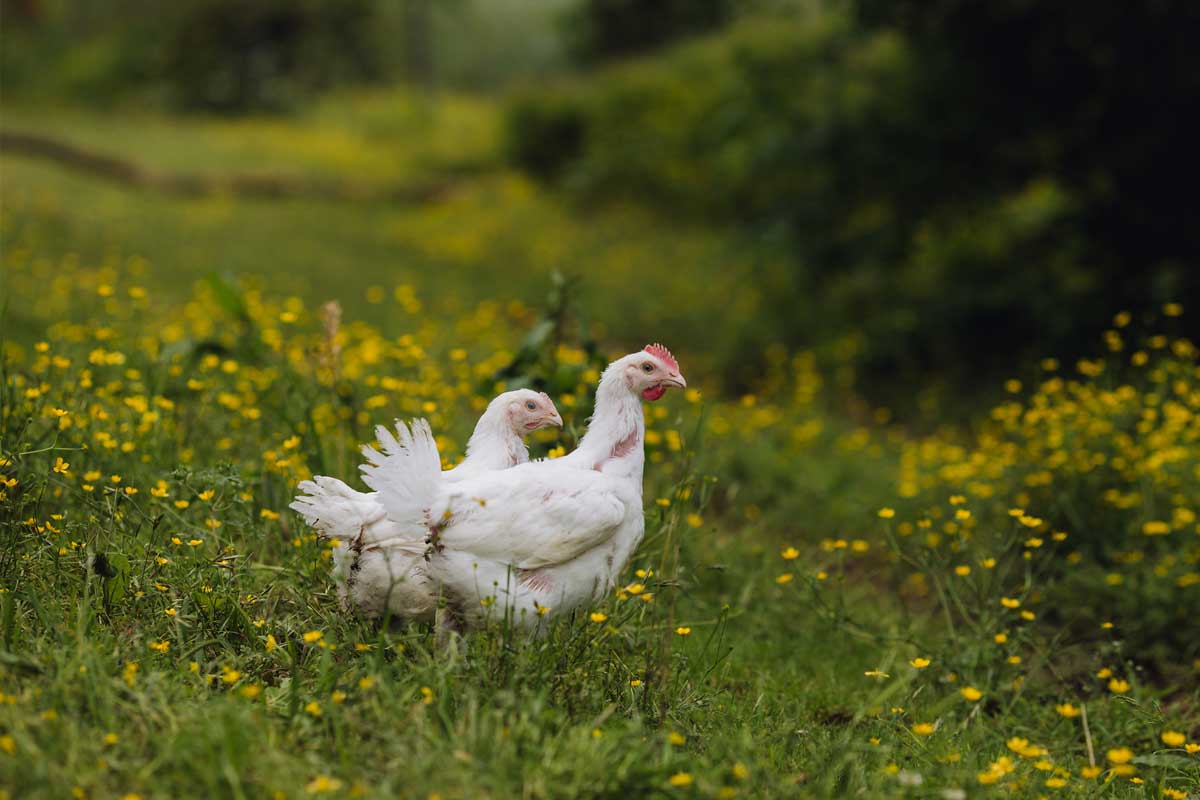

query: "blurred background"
xmin=3 ymin=0 xmax=1198 ymax=420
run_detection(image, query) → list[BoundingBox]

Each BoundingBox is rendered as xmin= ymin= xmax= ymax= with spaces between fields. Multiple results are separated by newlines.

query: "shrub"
xmin=159 ymin=0 xmax=385 ymax=112
xmin=564 ymin=0 xmax=734 ymax=64
xmin=1 ymin=0 xmax=386 ymax=112
xmin=505 ymin=12 xmax=1199 ymax=413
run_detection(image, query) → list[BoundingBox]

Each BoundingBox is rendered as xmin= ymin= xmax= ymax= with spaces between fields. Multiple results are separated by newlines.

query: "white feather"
xmin=424 ymin=350 xmax=681 ymax=628
xmin=290 ymin=390 xmax=551 ymax=620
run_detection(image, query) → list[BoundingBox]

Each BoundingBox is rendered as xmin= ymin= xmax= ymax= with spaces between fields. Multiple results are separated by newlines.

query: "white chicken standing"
xmin=290 ymin=389 xmax=562 ymax=619
xmin=359 ymin=344 xmax=685 ymax=628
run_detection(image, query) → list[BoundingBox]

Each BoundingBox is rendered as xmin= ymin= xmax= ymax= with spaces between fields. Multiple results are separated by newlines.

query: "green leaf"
xmin=1132 ymin=753 xmax=1196 ymax=768
xmin=204 ymin=272 xmax=249 ymax=321
xmin=97 ymin=552 xmax=130 ymax=605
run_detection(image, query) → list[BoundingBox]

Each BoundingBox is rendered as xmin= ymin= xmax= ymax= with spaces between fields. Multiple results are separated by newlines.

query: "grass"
xmin=1 ymin=90 xmax=502 ymax=182
xmin=1 ymin=92 xmax=1199 ymax=799
xmin=0 ymin=133 xmax=763 ymax=378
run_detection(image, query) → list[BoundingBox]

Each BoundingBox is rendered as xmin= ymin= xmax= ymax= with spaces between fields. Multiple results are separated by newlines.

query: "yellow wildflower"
xmin=1107 ymin=747 xmax=1134 ymax=765
xmin=1161 ymin=731 xmax=1185 ymax=747
xmin=305 ymin=776 xmax=342 ymax=794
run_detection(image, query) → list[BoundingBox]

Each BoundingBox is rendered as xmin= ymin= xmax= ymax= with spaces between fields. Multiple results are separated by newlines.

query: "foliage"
xmin=0 ymin=90 xmax=501 ymax=184
xmin=760 ymin=315 xmax=1200 ymax=795
xmin=505 ymin=12 xmax=1199 ymax=410
xmin=1 ymin=247 xmax=1198 ymax=797
xmin=855 ymin=0 xmax=1200 ymax=286
xmin=2 ymin=45 xmax=1198 ymax=793
xmin=0 ymin=0 xmax=581 ymax=109
xmin=158 ymin=0 xmax=384 ymax=112
xmin=563 ymin=0 xmax=733 ymax=64
xmin=0 ymin=95 xmax=771 ymax=393
xmin=891 ymin=314 xmax=1200 ymax=668
xmin=2 ymin=0 xmax=387 ymax=112
xmin=425 ymin=0 xmax=577 ymax=92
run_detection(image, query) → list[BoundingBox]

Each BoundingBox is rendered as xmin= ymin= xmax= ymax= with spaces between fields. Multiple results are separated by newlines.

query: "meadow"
xmin=1 ymin=90 xmax=1199 ymax=799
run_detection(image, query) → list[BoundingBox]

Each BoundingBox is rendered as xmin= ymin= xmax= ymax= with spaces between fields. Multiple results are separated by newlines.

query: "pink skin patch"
xmin=595 ymin=429 xmax=640 ymax=470
xmin=519 ymin=569 xmax=554 ymax=592
xmin=610 ymin=429 xmax=639 ymax=460
xmin=641 ymin=385 xmax=667 ymax=402
xmin=525 ymin=393 xmax=559 ymax=428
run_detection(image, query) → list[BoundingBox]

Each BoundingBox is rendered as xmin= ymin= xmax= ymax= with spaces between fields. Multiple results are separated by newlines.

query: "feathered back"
xmin=359 ymin=419 xmax=442 ymax=536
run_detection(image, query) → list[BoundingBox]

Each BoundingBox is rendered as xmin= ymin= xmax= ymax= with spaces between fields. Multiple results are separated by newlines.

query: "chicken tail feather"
xmin=358 ymin=418 xmax=443 ymax=541
xmin=289 ymin=475 xmax=382 ymax=539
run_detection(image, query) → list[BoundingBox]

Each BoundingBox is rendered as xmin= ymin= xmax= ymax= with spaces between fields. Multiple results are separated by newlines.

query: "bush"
xmin=564 ymin=0 xmax=734 ymax=64
xmin=506 ymin=90 xmax=587 ymax=179
xmin=505 ymin=12 xmax=1199 ymax=413
xmin=1 ymin=0 xmax=386 ymax=112
xmin=160 ymin=0 xmax=383 ymax=112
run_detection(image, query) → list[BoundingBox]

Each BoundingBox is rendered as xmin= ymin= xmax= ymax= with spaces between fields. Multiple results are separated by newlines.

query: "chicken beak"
xmin=544 ymin=410 xmax=564 ymax=428
xmin=664 ymin=372 xmax=687 ymax=390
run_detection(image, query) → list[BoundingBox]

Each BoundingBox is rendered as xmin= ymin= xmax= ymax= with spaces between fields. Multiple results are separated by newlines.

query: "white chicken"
xmin=359 ymin=344 xmax=685 ymax=628
xmin=289 ymin=389 xmax=562 ymax=619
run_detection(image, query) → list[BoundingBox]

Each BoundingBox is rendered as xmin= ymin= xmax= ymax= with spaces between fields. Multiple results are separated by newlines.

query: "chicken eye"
xmin=525 ymin=401 xmax=536 ymax=410
xmin=641 ymin=363 xmax=654 ymax=373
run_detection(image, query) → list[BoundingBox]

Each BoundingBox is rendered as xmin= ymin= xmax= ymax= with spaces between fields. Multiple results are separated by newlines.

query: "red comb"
xmin=644 ymin=343 xmax=679 ymax=372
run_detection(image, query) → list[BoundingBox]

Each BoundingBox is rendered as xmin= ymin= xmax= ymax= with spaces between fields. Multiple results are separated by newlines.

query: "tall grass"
xmin=1 ymin=255 xmax=1197 ymax=798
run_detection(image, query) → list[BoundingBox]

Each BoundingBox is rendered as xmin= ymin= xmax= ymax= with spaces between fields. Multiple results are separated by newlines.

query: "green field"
xmin=1 ymin=90 xmax=1198 ymax=799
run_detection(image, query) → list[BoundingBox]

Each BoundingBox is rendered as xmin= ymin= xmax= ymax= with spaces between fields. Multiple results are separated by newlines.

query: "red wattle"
xmin=641 ymin=385 xmax=667 ymax=402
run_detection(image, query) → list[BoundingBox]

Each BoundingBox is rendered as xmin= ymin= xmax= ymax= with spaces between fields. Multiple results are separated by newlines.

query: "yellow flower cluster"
xmin=851 ymin=315 xmax=1199 ymax=792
